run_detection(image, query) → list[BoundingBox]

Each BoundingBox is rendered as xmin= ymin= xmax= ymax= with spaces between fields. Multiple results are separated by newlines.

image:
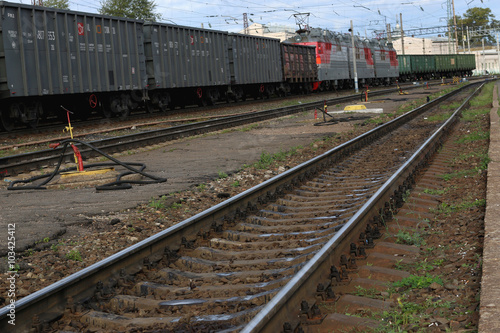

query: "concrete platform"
xmin=479 ymin=81 xmax=500 ymax=332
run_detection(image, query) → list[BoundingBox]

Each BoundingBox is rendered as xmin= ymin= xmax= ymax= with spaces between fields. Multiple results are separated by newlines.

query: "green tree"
xmin=99 ymin=0 xmax=161 ymax=21
xmin=453 ymin=7 xmax=500 ymax=46
xmin=43 ymin=0 xmax=70 ymax=9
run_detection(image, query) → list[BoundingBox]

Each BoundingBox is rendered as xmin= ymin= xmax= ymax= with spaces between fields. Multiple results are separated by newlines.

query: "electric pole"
xmin=452 ymin=0 xmax=458 ymax=53
xmin=350 ymin=20 xmax=358 ymax=93
xmin=400 ymin=13 xmax=405 ymax=56
xmin=243 ymin=13 xmax=249 ymax=35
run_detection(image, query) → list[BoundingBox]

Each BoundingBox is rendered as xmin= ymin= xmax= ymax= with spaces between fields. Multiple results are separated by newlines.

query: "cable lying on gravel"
xmin=7 ymin=139 xmax=167 ymax=191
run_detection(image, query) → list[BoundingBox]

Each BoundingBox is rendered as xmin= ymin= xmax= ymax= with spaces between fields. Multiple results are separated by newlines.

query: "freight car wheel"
xmin=28 ymin=102 xmax=43 ymax=128
xmin=28 ymin=118 xmax=39 ymax=129
xmin=110 ymin=96 xmax=130 ymax=119
xmin=102 ymin=105 xmax=113 ymax=118
xmin=0 ymin=111 xmax=15 ymax=132
xmin=145 ymin=100 xmax=155 ymax=113
xmin=205 ymin=89 xmax=219 ymax=106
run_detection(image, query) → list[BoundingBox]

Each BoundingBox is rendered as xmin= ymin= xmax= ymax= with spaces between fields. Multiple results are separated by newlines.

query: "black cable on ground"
xmin=313 ymin=111 xmax=372 ymax=126
xmin=7 ymin=139 xmax=167 ymax=191
xmin=313 ymin=105 xmax=343 ymax=126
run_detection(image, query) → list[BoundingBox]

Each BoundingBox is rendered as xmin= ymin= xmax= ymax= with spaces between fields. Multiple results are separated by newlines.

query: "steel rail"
xmin=241 ymin=82 xmax=486 ymax=333
xmin=0 ymin=82 xmax=481 ymax=331
xmin=0 ymin=83 xmax=435 ymax=177
xmin=0 ymin=80 xmax=439 ymax=139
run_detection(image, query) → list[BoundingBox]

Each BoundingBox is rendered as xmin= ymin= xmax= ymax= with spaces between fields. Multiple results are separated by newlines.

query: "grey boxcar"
xmin=0 ymin=1 xmax=147 ymax=129
xmin=143 ymin=23 xmax=230 ymax=109
xmin=227 ymin=33 xmax=283 ymax=100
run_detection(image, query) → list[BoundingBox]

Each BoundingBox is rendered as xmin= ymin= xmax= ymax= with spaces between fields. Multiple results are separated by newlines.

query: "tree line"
xmin=43 ymin=0 xmax=160 ymax=21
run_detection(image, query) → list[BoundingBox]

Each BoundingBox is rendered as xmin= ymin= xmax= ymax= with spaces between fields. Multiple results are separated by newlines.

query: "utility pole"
xmin=467 ymin=26 xmax=470 ymax=53
xmin=400 ymin=13 xmax=405 ymax=56
xmin=447 ymin=0 xmax=452 ymax=53
xmin=386 ymin=23 xmax=392 ymax=45
xmin=482 ymin=38 xmax=485 ymax=74
xmin=497 ymin=30 xmax=500 ymax=74
xmin=452 ymin=0 xmax=458 ymax=53
xmin=350 ymin=20 xmax=359 ymax=93
xmin=243 ymin=13 xmax=249 ymax=35
xmin=462 ymin=30 xmax=465 ymax=54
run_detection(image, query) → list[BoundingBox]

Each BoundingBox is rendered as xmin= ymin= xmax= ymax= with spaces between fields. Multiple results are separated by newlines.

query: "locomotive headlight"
xmin=294 ymin=35 xmax=302 ymax=42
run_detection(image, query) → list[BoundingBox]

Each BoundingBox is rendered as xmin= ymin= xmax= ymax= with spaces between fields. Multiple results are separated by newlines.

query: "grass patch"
xmin=431 ymin=199 xmax=486 ymax=215
xmin=66 ymin=249 xmax=83 ymax=261
xmin=392 ymin=273 xmax=443 ymax=290
xmin=439 ymin=167 xmax=482 ymax=181
xmin=440 ymin=101 xmax=463 ymax=110
xmin=395 ymin=230 xmax=426 ymax=246
xmin=247 ymin=146 xmax=302 ymax=169
xmin=148 ymin=196 xmax=183 ymax=210
xmin=218 ymin=171 xmax=228 ymax=179
xmin=354 ymin=286 xmax=383 ymax=299
xmin=462 ymin=107 xmax=490 ymax=121
xmin=237 ymin=124 xmax=259 ymax=132
xmin=377 ymin=296 xmax=453 ymax=332
xmin=425 ymin=112 xmax=452 ymax=122
xmin=148 ymin=195 xmax=169 ymax=209
xmin=423 ymin=187 xmax=448 ymax=196
xmin=470 ymin=82 xmax=494 ymax=108
xmin=455 ymin=129 xmax=489 ymax=144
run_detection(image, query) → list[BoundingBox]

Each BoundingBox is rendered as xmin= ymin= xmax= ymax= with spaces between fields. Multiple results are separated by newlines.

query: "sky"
xmin=10 ymin=0 xmax=500 ymax=39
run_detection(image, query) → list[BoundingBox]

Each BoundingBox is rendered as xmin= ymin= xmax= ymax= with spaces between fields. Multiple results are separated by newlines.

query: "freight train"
xmin=0 ymin=1 xmax=399 ymax=131
xmin=0 ymin=1 xmax=319 ymax=131
xmin=288 ymin=28 xmax=476 ymax=88
xmin=0 ymin=1 xmax=475 ymax=132
xmin=397 ymin=54 xmax=476 ymax=82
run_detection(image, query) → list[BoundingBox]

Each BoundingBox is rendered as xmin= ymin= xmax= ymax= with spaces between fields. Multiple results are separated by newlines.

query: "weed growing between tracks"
xmin=363 ymin=82 xmax=492 ymax=332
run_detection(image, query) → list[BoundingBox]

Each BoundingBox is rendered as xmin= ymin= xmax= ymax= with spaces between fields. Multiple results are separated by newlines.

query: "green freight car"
xmin=397 ymin=54 xmax=475 ymax=82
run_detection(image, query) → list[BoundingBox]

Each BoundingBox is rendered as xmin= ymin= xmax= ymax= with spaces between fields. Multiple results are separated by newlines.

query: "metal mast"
xmin=452 ymin=0 xmax=459 ymax=53
xmin=243 ymin=13 xmax=249 ymax=35
xmin=447 ymin=0 xmax=452 ymax=53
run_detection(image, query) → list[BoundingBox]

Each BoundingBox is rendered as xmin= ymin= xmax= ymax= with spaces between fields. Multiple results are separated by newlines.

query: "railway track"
xmin=0 ymin=81 xmax=485 ymax=331
xmin=0 ymin=82 xmax=444 ymax=178
xmin=0 ymin=80 xmax=433 ymax=139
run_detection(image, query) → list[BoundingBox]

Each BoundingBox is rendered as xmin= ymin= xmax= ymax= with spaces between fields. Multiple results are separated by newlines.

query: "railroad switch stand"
xmin=60 ymin=106 xmax=84 ymax=172
xmin=323 ymin=100 xmax=327 ymax=122
xmin=362 ymin=85 xmax=370 ymax=102
xmin=396 ymin=81 xmax=408 ymax=95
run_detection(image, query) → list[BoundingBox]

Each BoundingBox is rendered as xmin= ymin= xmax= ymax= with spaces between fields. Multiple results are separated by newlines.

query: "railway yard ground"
xmin=0 ymin=80 xmax=499 ymax=332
